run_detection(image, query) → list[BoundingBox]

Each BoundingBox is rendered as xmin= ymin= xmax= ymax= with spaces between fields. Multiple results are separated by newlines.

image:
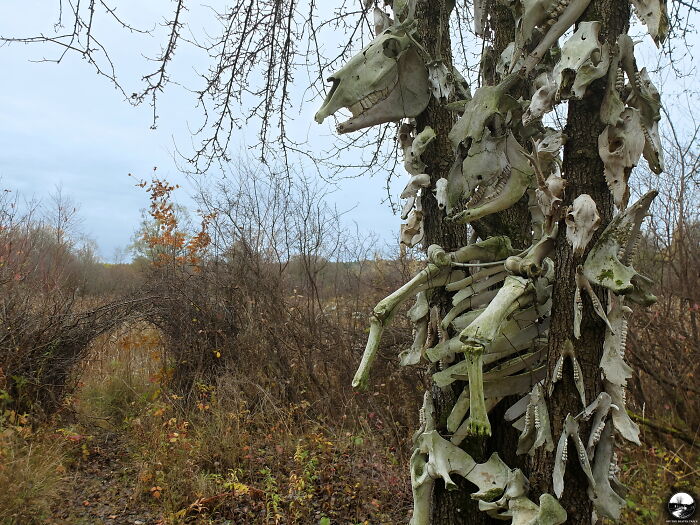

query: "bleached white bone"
xmin=553 ymin=414 xmax=596 ymax=498
xmin=549 ymin=340 xmax=586 ymax=407
xmin=401 ymin=173 xmax=432 ymax=199
xmin=605 ymin=380 xmax=640 ymax=444
xmin=588 ymin=420 xmax=627 ymax=520
xmin=600 ymin=297 xmax=633 ymax=386
xmin=566 ymin=195 xmax=600 ymax=257
xmin=598 ymin=108 xmax=645 ymax=210
xmin=516 ymin=383 xmax=554 ymax=455
xmin=434 ymin=178 xmax=449 ymax=210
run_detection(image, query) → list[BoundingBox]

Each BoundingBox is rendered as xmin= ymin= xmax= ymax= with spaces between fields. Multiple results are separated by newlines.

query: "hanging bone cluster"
xmin=314 ymin=0 xmax=667 ymax=521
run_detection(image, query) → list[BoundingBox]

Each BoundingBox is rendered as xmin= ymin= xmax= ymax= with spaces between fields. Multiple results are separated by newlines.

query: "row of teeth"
xmin=546 ymin=0 xmax=570 ymax=25
xmin=616 ymin=227 xmax=642 ymax=263
xmin=468 ymin=168 xmax=511 ymax=207
xmin=348 ymin=86 xmax=392 ymax=117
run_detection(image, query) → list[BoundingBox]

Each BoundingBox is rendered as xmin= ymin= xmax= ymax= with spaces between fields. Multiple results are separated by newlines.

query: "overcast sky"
xmin=0 ymin=2 xmax=696 ymax=261
xmin=0 ymin=1 xmax=406 ymax=261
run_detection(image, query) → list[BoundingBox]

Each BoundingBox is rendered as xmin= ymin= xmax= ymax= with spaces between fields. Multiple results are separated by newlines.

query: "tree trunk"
xmin=530 ymin=1 xmax=630 ymax=523
xmin=414 ymin=1 xmax=528 ymax=522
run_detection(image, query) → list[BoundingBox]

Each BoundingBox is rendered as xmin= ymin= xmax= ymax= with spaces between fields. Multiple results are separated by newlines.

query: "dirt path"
xmin=48 ymin=429 xmax=160 ymax=525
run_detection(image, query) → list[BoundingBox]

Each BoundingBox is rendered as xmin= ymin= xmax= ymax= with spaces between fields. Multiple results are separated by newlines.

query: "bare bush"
xmin=0 ymin=191 xmax=142 ymax=416
xmin=627 ymin=109 xmax=700 ymax=440
xmin=136 ymin=165 xmax=422 ymax=441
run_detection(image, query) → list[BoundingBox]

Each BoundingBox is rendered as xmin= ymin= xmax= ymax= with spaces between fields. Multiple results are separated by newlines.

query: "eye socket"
xmin=382 ymin=37 xmax=402 ymax=59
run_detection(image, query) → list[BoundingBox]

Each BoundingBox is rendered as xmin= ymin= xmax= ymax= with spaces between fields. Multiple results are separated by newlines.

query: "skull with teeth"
xmin=583 ymin=190 xmax=658 ymax=305
xmin=314 ymin=21 xmax=430 ymax=134
xmin=449 ymin=133 xmax=534 ymax=224
xmin=598 ymin=108 xmax=645 ymax=210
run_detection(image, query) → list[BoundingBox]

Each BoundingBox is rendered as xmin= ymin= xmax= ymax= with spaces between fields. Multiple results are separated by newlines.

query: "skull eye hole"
xmin=382 ymin=38 xmax=402 ymax=59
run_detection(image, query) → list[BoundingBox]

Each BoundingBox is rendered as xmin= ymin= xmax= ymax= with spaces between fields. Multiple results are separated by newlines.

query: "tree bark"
xmin=414 ymin=1 xmax=527 ymax=522
xmin=530 ymin=2 xmax=630 ymax=523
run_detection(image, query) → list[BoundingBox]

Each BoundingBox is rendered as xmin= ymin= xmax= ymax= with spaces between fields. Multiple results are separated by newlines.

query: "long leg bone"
xmin=353 ymin=263 xmax=451 ymax=389
xmin=459 ymin=276 xmax=532 ymax=436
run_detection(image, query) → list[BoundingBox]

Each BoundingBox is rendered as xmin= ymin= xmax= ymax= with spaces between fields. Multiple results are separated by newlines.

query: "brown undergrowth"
xmin=1 ymin=322 xmax=413 ymax=524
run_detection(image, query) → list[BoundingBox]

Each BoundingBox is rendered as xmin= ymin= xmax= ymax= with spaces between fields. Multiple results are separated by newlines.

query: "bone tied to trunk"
xmin=314 ymin=0 xmax=667 ymax=521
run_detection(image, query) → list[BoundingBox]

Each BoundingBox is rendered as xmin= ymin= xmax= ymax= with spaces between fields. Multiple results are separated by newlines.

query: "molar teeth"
xmin=349 ymin=102 xmax=362 ymax=116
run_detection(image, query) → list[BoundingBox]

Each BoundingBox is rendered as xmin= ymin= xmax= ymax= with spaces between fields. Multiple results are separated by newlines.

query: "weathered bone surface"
xmin=565 ymin=194 xmax=600 ymax=257
xmin=460 ymin=130 xmax=509 ymax=198
xmin=508 ymin=494 xmax=567 ymax=525
xmin=574 ymin=265 xmax=614 ymax=339
xmin=354 ymin=237 xmax=514 ymax=389
xmin=449 ymin=74 xmax=520 ymax=147
xmin=605 ymin=380 xmax=640 ymax=444
xmin=399 ymin=292 xmax=430 ymax=366
xmin=628 ymin=68 xmax=664 ymax=174
xmin=401 ymin=173 xmax=431 ymax=199
xmin=459 ymin=275 xmax=532 ymax=436
xmin=404 ymin=126 xmax=437 ymax=176
xmin=600 ymin=40 xmax=627 ymax=126
xmin=522 ymin=0 xmax=594 ymax=73
xmin=580 ymin=392 xmax=616 ymax=459
xmin=553 ymin=21 xmax=610 ymax=100
xmin=449 ymin=134 xmax=535 ymax=224
xmin=523 ymin=72 xmax=558 ymax=125
xmin=553 ymin=414 xmax=596 ymax=498
xmin=478 ymin=469 xmax=567 ymax=525
xmin=589 ymin=420 xmax=627 ymax=520
xmin=507 ymin=230 xmax=556 ymax=279
xmin=600 ymin=297 xmax=633 ymax=386
xmin=583 ymin=190 xmax=658 ymax=304
xmin=400 ymin=208 xmax=425 ymax=247
xmin=598 ymin=108 xmax=645 ymax=209
xmin=427 ymin=60 xmax=456 ymax=101
xmin=630 ymin=0 xmax=669 ymax=45
xmin=434 ymin=178 xmax=449 ymax=210
xmin=315 ymin=21 xmax=430 ymax=133
xmin=411 ymin=392 xmax=523 ymax=524
xmin=517 ymin=383 xmax=554 ymax=455
xmin=549 ymin=340 xmax=586 ymax=406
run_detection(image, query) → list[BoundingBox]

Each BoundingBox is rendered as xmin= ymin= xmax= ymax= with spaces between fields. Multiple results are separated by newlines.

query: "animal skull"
xmin=630 ymin=0 xmax=669 ymax=45
xmin=449 ymin=133 xmax=534 ymax=224
xmin=598 ymin=108 xmax=645 ymax=209
xmin=434 ymin=178 xmax=449 ymax=210
xmin=315 ymin=21 xmax=430 ymax=133
xmin=401 ymin=208 xmax=424 ymax=247
xmin=449 ymin=74 xmax=520 ymax=148
xmin=565 ymin=194 xmax=601 ymax=256
xmin=583 ymin=190 xmax=658 ymax=305
xmin=553 ymin=21 xmax=610 ymax=100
